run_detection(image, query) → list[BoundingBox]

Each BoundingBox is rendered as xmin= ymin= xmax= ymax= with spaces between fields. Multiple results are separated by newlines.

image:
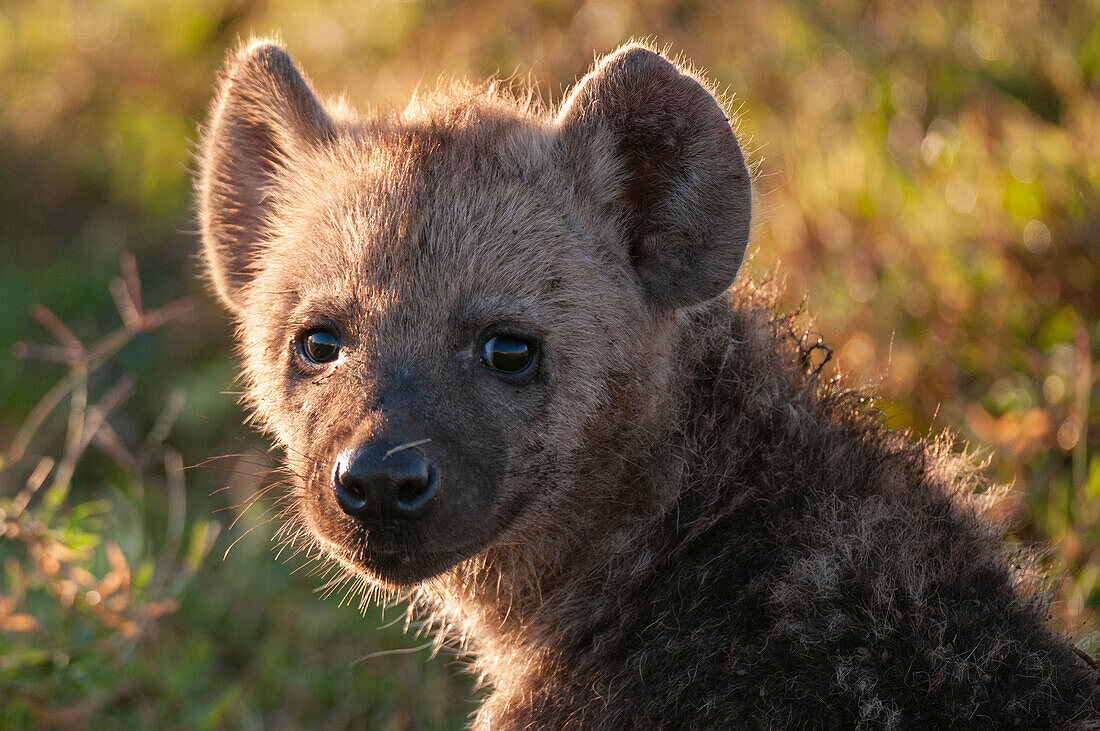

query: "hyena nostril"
xmin=395 ymin=462 xmax=436 ymax=510
xmin=333 ymin=443 xmax=437 ymax=520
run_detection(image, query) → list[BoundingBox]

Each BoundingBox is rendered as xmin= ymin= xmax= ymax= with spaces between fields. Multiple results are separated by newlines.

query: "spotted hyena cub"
xmin=197 ymin=39 xmax=1098 ymax=728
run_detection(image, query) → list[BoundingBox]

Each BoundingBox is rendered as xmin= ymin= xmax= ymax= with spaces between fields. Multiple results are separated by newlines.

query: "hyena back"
xmin=197 ymin=40 xmax=1099 ymax=728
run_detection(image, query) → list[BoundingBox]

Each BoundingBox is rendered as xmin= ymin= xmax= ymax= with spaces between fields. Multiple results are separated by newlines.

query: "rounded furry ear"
xmin=196 ymin=40 xmax=334 ymax=313
xmin=556 ymin=44 xmax=752 ymax=310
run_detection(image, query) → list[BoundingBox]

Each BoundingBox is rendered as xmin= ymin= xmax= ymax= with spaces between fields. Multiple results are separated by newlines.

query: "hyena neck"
xmin=425 ymin=447 xmax=683 ymax=692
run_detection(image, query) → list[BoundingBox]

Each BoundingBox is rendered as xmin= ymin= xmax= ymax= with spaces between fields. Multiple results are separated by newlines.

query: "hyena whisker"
xmin=315 ymin=571 xmax=351 ymax=597
xmin=273 ymin=534 xmax=305 ymax=562
xmin=305 ymin=558 xmax=340 ymax=579
xmin=201 ymin=459 xmax=309 ymax=490
xmin=324 ymin=577 xmax=355 ymax=603
xmin=213 ymin=480 xmax=293 ymax=510
xmin=272 ymin=514 xmax=306 ymax=543
xmin=186 ymin=452 xmax=279 ymax=468
xmin=338 ymin=577 xmax=364 ymax=607
xmin=222 ymin=510 xmax=283 ymax=560
xmin=202 ymin=465 xmax=285 ymax=484
xmin=285 ymin=554 xmax=323 ymax=577
xmin=268 ymin=440 xmax=327 ymax=465
xmin=226 ymin=484 xmax=290 ymax=530
xmin=272 ymin=519 xmax=308 ymax=548
xmin=215 ymin=495 xmax=289 ymax=514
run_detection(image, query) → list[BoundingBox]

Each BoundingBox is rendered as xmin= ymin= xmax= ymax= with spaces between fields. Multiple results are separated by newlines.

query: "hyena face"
xmin=198 ymin=41 xmax=751 ymax=587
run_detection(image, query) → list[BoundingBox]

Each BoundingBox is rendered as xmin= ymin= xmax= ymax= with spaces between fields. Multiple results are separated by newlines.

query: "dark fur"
xmin=196 ymin=39 xmax=1100 ymax=728
xmin=455 ymin=282 xmax=1100 ymax=727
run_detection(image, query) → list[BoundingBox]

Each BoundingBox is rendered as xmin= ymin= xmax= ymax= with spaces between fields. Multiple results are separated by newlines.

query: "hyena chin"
xmin=198 ymin=39 xmax=1099 ymax=728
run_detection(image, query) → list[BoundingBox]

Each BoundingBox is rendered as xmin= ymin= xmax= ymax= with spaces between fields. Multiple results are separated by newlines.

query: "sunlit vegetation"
xmin=1 ymin=0 xmax=1097 ymax=725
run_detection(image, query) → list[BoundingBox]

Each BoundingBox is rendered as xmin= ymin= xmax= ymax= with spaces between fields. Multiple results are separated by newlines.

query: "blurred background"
xmin=1 ymin=0 xmax=1097 ymax=726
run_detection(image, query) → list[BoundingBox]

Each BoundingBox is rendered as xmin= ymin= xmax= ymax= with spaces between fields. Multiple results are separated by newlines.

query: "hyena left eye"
xmin=299 ymin=329 xmax=340 ymax=364
xmin=480 ymin=335 xmax=538 ymax=377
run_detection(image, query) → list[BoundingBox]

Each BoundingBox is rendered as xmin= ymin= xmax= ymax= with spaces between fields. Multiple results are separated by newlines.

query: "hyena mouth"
xmin=337 ymin=532 xmax=477 ymax=587
xmin=301 ymin=495 xmax=467 ymax=586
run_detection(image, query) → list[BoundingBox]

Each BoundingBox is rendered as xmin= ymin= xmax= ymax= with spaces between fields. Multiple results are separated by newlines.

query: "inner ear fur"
xmin=556 ymin=44 xmax=752 ymax=311
xmin=197 ymin=40 xmax=334 ymax=313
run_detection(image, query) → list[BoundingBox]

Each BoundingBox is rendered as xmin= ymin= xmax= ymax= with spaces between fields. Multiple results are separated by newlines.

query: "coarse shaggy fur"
xmin=428 ymin=279 xmax=1100 ymax=728
xmin=195 ymin=38 xmax=1100 ymax=729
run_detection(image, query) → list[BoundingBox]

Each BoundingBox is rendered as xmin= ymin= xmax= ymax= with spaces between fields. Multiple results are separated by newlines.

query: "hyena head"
xmin=197 ymin=40 xmax=751 ymax=588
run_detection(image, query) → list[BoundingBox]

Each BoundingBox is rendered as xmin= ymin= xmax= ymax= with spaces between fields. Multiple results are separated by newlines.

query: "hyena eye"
xmin=299 ymin=328 xmax=340 ymax=364
xmin=480 ymin=335 xmax=538 ymax=377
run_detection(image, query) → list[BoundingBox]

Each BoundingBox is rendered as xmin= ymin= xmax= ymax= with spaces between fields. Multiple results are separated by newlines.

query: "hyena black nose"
xmin=332 ymin=441 xmax=437 ymax=520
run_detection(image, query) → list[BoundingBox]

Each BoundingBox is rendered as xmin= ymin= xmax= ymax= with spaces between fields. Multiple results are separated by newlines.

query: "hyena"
xmin=196 ymin=39 xmax=1099 ymax=728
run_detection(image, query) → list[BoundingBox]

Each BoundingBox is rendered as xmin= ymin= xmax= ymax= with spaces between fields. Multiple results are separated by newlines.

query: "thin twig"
xmin=152 ymin=449 xmax=187 ymax=587
xmin=10 ymin=456 xmax=56 ymax=518
xmin=384 ymin=439 xmax=432 ymax=459
xmin=31 ymin=305 xmax=82 ymax=354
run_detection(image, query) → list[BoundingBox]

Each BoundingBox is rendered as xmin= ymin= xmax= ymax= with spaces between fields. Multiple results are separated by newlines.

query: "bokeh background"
xmin=1 ymin=0 xmax=1098 ymax=726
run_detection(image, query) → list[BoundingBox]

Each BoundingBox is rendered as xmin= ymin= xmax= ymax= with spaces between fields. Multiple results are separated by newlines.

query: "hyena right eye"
xmin=298 ymin=328 xmax=341 ymax=364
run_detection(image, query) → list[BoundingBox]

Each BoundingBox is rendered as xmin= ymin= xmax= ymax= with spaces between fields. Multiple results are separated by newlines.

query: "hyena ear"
xmin=556 ymin=44 xmax=752 ymax=310
xmin=197 ymin=40 xmax=334 ymax=313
